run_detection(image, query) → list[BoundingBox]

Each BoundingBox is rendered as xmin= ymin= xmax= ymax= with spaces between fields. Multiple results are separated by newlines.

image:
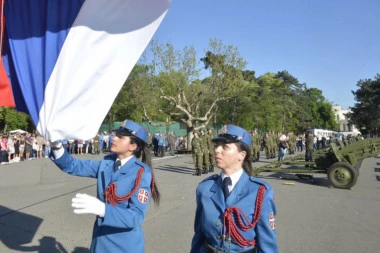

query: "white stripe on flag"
xmin=38 ymin=0 xmax=171 ymax=141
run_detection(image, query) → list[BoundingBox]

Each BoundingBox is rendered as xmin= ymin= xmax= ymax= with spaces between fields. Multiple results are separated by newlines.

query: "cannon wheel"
xmin=327 ymin=162 xmax=358 ymax=189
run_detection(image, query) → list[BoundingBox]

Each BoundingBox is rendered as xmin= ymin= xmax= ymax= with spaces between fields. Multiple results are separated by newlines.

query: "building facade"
xmin=332 ymin=105 xmax=360 ymax=135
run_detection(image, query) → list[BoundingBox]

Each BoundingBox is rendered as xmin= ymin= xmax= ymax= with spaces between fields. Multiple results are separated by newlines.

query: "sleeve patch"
xmin=138 ymin=188 xmax=149 ymax=204
xmin=269 ymin=212 xmax=276 ymax=230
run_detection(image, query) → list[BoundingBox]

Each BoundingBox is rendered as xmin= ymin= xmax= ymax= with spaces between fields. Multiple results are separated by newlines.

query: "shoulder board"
xmin=104 ymin=153 xmax=117 ymax=161
xmin=135 ymin=159 xmax=150 ymax=170
xmin=249 ymin=176 xmax=272 ymax=190
xmin=201 ymin=174 xmax=219 ymax=183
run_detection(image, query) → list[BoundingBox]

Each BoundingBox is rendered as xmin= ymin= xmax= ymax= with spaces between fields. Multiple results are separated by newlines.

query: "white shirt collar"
xmin=221 ymin=168 xmax=243 ymax=193
xmin=115 ymin=155 xmax=134 ymax=170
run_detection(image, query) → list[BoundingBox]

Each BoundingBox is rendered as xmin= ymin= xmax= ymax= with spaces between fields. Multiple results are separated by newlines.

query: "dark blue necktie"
xmin=222 ymin=177 xmax=232 ymax=199
xmin=114 ymin=160 xmax=121 ymax=172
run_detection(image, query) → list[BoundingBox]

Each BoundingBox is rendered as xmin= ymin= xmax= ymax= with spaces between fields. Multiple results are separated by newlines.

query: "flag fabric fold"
xmin=1 ymin=0 xmax=171 ymax=141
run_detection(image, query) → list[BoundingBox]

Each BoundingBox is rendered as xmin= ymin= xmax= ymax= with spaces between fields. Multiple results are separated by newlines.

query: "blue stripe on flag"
xmin=3 ymin=0 xmax=85 ymax=124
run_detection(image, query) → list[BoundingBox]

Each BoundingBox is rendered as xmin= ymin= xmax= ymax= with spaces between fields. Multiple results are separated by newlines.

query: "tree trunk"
xmin=186 ymin=126 xmax=194 ymax=151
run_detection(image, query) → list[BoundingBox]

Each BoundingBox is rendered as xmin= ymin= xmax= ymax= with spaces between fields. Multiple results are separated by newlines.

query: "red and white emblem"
xmin=269 ymin=212 xmax=276 ymax=230
xmin=138 ymin=189 xmax=149 ymax=204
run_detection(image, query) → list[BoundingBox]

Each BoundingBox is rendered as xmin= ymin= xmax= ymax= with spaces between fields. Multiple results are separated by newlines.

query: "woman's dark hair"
xmin=235 ymin=141 xmax=254 ymax=176
xmin=129 ymin=135 xmax=160 ymax=207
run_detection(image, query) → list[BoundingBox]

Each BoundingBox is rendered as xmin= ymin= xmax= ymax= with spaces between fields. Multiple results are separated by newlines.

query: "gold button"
xmin=215 ymin=222 xmax=221 ymax=226
xmin=216 ymin=235 xmax=221 ymax=240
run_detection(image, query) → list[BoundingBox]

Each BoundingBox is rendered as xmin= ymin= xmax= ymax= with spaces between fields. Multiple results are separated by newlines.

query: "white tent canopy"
xmin=9 ymin=129 xmax=28 ymax=134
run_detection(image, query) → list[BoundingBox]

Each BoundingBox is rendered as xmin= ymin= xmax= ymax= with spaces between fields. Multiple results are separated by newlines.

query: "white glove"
xmin=71 ymin=193 xmax=105 ymax=217
xmin=51 ymin=140 xmax=63 ymax=150
xmin=50 ymin=140 xmax=64 ymax=159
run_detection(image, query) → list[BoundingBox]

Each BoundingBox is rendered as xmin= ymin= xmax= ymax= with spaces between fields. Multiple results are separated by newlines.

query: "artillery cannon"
xmin=253 ymin=137 xmax=380 ymax=189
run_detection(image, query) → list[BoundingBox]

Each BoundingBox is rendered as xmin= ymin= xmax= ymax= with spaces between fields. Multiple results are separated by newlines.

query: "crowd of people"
xmin=0 ymin=128 xmax=192 ymax=165
xmin=188 ymin=127 xmax=367 ymax=175
xmin=188 ymin=128 xmax=317 ymax=175
xmin=1 ymin=126 xmax=364 ymax=167
xmin=0 ymin=131 xmax=120 ymax=165
xmin=150 ymin=131 xmax=190 ymax=157
xmin=191 ymin=127 xmax=216 ymax=176
xmin=2 ymin=121 xmax=372 ymax=252
xmin=0 ymin=132 xmax=51 ymax=164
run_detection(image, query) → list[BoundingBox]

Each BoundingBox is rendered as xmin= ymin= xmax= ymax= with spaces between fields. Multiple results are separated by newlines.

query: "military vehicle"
xmin=253 ymin=137 xmax=380 ymax=189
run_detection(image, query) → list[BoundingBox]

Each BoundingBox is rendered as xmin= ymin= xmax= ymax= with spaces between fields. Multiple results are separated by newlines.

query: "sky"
xmin=150 ymin=0 xmax=380 ymax=110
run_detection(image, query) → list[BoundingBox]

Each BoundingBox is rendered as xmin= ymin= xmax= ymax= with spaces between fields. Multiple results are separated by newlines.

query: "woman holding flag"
xmin=190 ymin=125 xmax=278 ymax=253
xmin=50 ymin=120 xmax=160 ymax=253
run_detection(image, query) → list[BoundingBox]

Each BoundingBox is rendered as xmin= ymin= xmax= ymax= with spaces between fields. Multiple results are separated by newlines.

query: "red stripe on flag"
xmin=0 ymin=0 xmax=15 ymax=108
xmin=0 ymin=59 xmax=15 ymax=107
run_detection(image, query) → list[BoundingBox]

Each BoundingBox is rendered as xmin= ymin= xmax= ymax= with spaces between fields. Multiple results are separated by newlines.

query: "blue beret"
xmin=113 ymin=120 xmax=148 ymax=143
xmin=212 ymin=125 xmax=251 ymax=147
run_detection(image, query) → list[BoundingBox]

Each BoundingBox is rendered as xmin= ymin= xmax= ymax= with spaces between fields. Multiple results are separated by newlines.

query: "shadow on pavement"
xmin=253 ymin=160 xmax=276 ymax=164
xmin=0 ymin=206 xmax=89 ymax=253
xmin=155 ymin=165 xmax=194 ymax=174
xmin=258 ymin=171 xmax=331 ymax=188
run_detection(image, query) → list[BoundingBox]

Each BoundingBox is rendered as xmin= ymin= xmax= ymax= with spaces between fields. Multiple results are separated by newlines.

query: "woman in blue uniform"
xmin=50 ymin=120 xmax=160 ymax=253
xmin=190 ymin=125 xmax=278 ymax=253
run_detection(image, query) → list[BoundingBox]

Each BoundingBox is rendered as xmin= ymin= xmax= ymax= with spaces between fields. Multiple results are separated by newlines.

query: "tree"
xmin=350 ymin=74 xmax=380 ymax=136
xmin=211 ymin=68 xmax=257 ymax=128
xmin=106 ymin=64 xmax=166 ymax=133
xmin=246 ymin=73 xmax=281 ymax=131
xmin=107 ymin=40 xmax=337 ymax=140
xmin=0 ymin=107 xmax=29 ymax=133
xmin=142 ymin=38 xmax=249 ymax=149
xmin=249 ymin=71 xmax=337 ymax=134
xmin=275 ymin=71 xmax=302 ymax=131
xmin=316 ymin=102 xmax=337 ymax=130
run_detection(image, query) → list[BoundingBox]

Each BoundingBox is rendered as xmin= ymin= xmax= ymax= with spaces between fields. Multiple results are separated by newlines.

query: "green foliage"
xmin=102 ymin=39 xmax=339 ymax=136
xmin=201 ymin=38 xmax=248 ymax=99
xmin=138 ymin=38 xmax=251 ymax=134
xmin=108 ymin=64 xmax=166 ymax=124
xmin=350 ymin=74 xmax=380 ymax=135
xmin=252 ymin=73 xmax=283 ymax=130
xmin=0 ymin=107 xmax=29 ymax=132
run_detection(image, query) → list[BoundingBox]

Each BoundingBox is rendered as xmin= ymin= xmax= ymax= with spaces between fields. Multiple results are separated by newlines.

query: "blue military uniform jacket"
xmin=190 ymin=171 xmax=278 ymax=253
xmin=51 ymin=150 xmax=152 ymax=253
xmin=158 ymin=135 xmax=166 ymax=146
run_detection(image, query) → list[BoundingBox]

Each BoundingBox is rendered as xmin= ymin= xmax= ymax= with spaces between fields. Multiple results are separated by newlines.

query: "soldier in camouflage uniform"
xmin=288 ymin=131 xmax=296 ymax=154
xmin=191 ymin=131 xmax=203 ymax=176
xmin=263 ymin=131 xmax=271 ymax=159
xmin=250 ymin=130 xmax=257 ymax=162
xmin=250 ymin=129 xmax=261 ymax=162
xmin=270 ymin=130 xmax=277 ymax=159
xmin=267 ymin=131 xmax=274 ymax=159
xmin=253 ymin=129 xmax=262 ymax=161
xmin=93 ymin=133 xmax=100 ymax=155
xmin=200 ymin=129 xmax=209 ymax=174
xmin=207 ymin=127 xmax=216 ymax=172
xmin=305 ymin=130 xmax=314 ymax=164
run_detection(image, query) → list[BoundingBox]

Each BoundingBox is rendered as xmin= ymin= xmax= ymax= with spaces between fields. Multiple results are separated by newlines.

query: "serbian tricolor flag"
xmin=0 ymin=0 xmax=171 ymax=141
